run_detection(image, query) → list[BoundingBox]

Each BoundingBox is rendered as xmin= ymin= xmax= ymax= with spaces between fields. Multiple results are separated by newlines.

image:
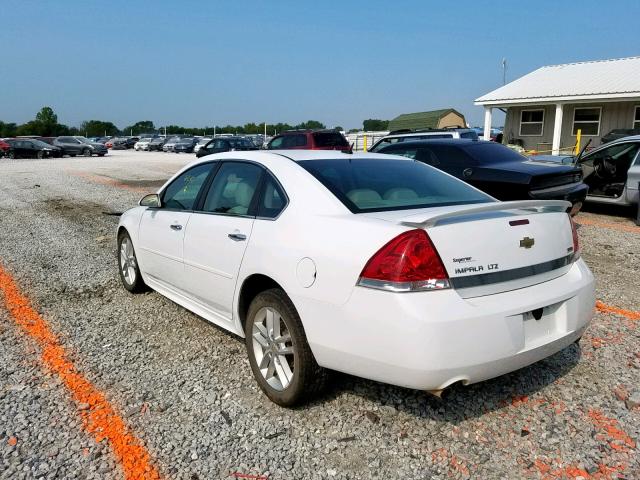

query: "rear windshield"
xmin=299 ymin=159 xmax=492 ymax=213
xmin=370 ymin=134 xmax=453 ymax=152
xmin=313 ymin=132 xmax=349 ymax=147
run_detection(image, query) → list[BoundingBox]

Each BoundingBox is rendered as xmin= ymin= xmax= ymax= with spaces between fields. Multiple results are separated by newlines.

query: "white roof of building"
xmin=475 ymin=56 xmax=640 ymax=106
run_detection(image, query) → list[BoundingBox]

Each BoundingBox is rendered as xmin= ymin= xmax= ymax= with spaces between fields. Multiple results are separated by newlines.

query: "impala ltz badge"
xmin=519 ymin=237 xmax=535 ymax=249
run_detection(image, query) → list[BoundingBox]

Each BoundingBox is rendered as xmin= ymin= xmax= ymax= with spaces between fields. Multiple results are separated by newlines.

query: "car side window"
xmin=201 ymin=162 xmax=263 ymax=216
xmin=162 ymin=163 xmax=214 ymax=210
xmin=283 ymin=134 xmax=307 ymax=148
xmin=257 ymin=174 xmax=287 ymax=218
xmin=268 ymin=137 xmax=284 ymax=149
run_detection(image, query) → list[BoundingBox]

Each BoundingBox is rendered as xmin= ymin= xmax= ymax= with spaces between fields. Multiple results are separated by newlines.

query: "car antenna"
xmin=572 ymin=139 xmax=592 ymax=166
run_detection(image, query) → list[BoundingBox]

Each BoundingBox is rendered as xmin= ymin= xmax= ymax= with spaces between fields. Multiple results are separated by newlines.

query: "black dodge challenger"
xmin=377 ymin=139 xmax=587 ymax=214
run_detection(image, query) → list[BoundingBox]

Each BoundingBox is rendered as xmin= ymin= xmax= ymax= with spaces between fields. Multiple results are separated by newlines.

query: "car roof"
xmin=190 ymin=149 xmax=409 ymax=166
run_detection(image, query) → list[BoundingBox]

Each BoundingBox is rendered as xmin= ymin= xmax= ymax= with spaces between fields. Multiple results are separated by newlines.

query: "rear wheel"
xmin=245 ymin=289 xmax=327 ymax=406
xmin=37 ymin=150 xmax=44 ymax=159
xmin=82 ymin=148 xmax=91 ymax=157
xmin=8 ymin=151 xmax=15 ymax=159
xmin=117 ymin=231 xmax=147 ymax=293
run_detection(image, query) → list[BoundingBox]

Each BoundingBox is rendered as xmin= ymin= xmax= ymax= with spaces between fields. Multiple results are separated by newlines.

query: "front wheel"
xmin=82 ymin=148 xmax=91 ymax=157
xmin=8 ymin=151 xmax=15 ymax=159
xmin=117 ymin=231 xmax=147 ymax=293
xmin=245 ymin=289 xmax=327 ymax=407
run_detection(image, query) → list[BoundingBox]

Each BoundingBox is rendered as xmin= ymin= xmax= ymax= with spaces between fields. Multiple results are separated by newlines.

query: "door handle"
xmin=228 ymin=233 xmax=247 ymax=241
xmin=170 ymin=224 xmax=183 ymax=231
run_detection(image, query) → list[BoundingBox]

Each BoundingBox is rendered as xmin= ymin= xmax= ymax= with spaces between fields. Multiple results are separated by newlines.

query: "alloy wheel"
xmin=251 ymin=307 xmax=295 ymax=391
xmin=119 ymin=237 xmax=137 ymax=286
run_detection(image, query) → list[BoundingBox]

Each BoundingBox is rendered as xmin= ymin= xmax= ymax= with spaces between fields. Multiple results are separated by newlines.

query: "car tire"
xmin=82 ymin=148 xmax=91 ymax=157
xmin=36 ymin=150 xmax=44 ymax=159
xmin=98 ymin=154 xmax=105 ymax=157
xmin=70 ymin=154 xmax=76 ymax=157
xmin=117 ymin=231 xmax=147 ymax=293
xmin=8 ymin=151 xmax=15 ymax=159
xmin=245 ymin=288 xmax=327 ymax=407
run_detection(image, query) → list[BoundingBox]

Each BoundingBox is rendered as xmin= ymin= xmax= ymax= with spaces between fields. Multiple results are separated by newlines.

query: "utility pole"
xmin=502 ymin=58 xmax=507 ymax=85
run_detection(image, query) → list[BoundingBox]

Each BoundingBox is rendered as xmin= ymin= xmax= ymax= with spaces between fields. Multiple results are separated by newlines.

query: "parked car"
xmin=369 ymin=128 xmax=479 ymax=152
xmin=266 ymin=130 xmax=351 ymax=152
xmin=601 ymin=128 xmax=640 ymax=144
xmin=193 ymin=137 xmax=213 ymax=154
xmin=377 ymin=139 xmax=588 ymax=214
xmin=134 ymin=138 xmax=154 ymax=151
xmin=173 ymin=137 xmax=198 ymax=154
xmin=0 ymin=139 xmax=11 ymax=157
xmin=53 ymin=136 xmax=108 ymax=156
xmin=196 ymin=136 xmax=259 ymax=158
xmin=162 ymin=136 xmax=183 ymax=152
xmin=4 ymin=138 xmax=63 ymax=159
xmin=117 ymin=150 xmax=594 ymax=406
xmin=148 ymin=137 xmax=167 ymax=151
xmin=112 ymin=137 xmax=139 ymax=150
xmin=572 ymin=135 xmax=640 ymax=210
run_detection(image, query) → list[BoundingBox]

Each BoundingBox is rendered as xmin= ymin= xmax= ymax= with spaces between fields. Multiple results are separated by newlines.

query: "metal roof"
xmin=475 ymin=56 xmax=640 ymax=106
xmin=388 ymin=109 xmax=465 ymax=131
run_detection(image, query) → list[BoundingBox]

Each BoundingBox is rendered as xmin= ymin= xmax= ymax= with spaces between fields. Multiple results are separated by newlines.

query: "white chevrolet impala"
xmin=117 ymin=150 xmax=595 ymax=406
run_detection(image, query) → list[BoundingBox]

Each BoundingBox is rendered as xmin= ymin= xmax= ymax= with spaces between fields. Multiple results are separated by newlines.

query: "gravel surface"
xmin=1 ymin=150 xmax=639 ymax=479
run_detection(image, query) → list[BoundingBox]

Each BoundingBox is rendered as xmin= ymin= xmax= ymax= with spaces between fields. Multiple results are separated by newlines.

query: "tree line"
xmin=0 ymin=107 xmax=391 ymax=138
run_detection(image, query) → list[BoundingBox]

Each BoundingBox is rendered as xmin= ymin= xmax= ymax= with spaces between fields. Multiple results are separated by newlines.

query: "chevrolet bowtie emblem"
xmin=519 ymin=237 xmax=535 ymax=249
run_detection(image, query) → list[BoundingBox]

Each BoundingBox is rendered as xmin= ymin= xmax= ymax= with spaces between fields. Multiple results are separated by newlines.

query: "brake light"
xmin=357 ymin=229 xmax=450 ymax=292
xmin=569 ymin=214 xmax=580 ymax=259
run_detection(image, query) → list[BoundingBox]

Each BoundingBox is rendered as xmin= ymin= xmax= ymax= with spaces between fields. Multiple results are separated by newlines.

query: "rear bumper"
xmin=296 ymin=259 xmax=595 ymax=391
xmin=529 ymin=182 xmax=588 ymax=209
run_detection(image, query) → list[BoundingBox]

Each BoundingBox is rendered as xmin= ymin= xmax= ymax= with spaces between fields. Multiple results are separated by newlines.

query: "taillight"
xmin=357 ymin=229 xmax=450 ymax=292
xmin=569 ymin=214 xmax=580 ymax=259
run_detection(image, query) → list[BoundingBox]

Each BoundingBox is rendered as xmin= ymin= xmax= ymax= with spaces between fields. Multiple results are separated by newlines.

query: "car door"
xmin=137 ymin=162 xmax=216 ymax=291
xmin=625 ymin=143 xmax=640 ymax=204
xmin=182 ymin=161 xmax=264 ymax=320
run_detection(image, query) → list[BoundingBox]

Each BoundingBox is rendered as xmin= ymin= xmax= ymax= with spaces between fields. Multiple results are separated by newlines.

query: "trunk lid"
xmin=364 ymin=200 xmax=576 ymax=298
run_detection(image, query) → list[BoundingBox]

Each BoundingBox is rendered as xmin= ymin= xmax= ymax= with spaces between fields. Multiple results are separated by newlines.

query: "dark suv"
xmin=196 ymin=136 xmax=259 ymax=158
xmin=54 ymin=136 xmax=108 ymax=157
xmin=267 ymin=130 xmax=351 ymax=152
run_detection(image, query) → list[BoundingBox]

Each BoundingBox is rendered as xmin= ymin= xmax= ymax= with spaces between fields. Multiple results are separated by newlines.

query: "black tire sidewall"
xmin=83 ymin=148 xmax=91 ymax=157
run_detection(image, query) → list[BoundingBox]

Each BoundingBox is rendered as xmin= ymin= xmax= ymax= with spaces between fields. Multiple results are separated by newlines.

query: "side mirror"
xmin=139 ymin=193 xmax=161 ymax=208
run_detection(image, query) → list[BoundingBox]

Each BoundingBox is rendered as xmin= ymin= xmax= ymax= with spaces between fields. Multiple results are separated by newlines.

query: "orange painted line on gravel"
xmin=0 ymin=264 xmax=161 ymax=480
xmin=575 ymin=217 xmax=640 ymax=234
xmin=596 ymin=300 xmax=640 ymax=321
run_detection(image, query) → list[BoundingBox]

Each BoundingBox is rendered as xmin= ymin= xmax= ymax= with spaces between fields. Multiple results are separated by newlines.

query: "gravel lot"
xmin=1 ymin=150 xmax=639 ymax=479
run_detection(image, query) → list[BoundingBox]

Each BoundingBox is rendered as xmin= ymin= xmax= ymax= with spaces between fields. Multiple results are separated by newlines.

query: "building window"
xmin=572 ymin=107 xmax=601 ymax=136
xmin=519 ymin=110 xmax=544 ymax=136
xmin=634 ymin=106 xmax=640 ymax=129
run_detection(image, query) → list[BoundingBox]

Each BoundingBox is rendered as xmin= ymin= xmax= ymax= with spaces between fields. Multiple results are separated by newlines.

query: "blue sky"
xmin=2 ymin=0 xmax=639 ymax=130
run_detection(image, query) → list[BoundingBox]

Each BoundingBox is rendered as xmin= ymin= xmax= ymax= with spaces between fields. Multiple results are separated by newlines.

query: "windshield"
xmin=31 ymin=139 xmax=53 ymax=148
xmin=299 ymin=158 xmax=492 ymax=213
xmin=198 ymin=138 xmax=212 ymax=145
xmin=76 ymin=136 xmax=92 ymax=144
xmin=177 ymin=138 xmax=194 ymax=144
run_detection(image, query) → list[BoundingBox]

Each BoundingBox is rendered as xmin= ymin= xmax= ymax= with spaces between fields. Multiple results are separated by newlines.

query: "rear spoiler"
xmin=401 ymin=200 xmax=571 ymax=228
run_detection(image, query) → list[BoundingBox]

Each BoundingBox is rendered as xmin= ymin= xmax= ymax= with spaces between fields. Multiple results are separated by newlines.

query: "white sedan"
xmin=117 ymin=150 xmax=595 ymax=406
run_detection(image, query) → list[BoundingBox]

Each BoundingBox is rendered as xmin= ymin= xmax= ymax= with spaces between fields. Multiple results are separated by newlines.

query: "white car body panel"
xmin=118 ymin=150 xmax=595 ymax=391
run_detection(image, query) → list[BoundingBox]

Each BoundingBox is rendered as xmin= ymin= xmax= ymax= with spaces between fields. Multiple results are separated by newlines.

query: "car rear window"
xmin=299 ymin=159 xmax=492 ymax=213
xmin=312 ymin=132 xmax=349 ymax=148
xmin=370 ymin=134 xmax=453 ymax=152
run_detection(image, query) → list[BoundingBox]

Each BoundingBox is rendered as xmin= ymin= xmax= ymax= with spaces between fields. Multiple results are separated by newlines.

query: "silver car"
xmin=578 ymin=135 xmax=640 ymax=208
